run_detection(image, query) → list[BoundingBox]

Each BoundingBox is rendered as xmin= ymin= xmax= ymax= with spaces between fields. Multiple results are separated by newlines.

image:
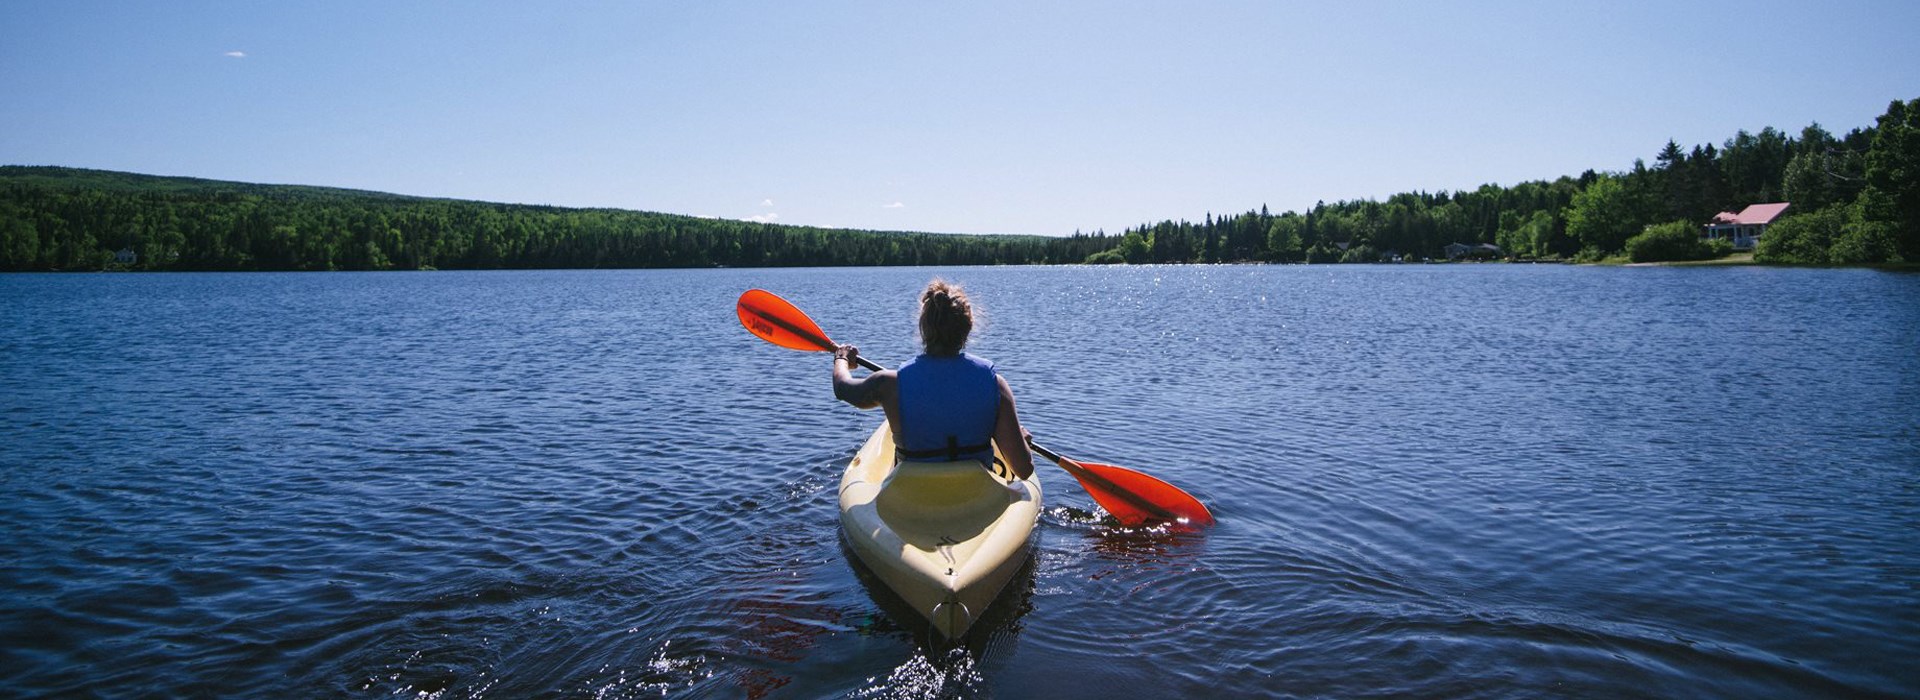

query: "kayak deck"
xmin=839 ymin=422 xmax=1042 ymax=639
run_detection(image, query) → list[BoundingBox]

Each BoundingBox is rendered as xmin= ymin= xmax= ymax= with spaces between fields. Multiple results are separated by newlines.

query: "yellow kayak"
xmin=839 ymin=421 xmax=1042 ymax=639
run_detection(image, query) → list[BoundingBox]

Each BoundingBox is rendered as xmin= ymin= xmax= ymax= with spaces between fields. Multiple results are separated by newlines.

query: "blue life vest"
xmin=895 ymin=352 xmax=999 ymax=463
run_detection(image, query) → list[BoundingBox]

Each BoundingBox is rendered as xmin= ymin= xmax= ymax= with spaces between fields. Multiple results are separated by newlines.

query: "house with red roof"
xmin=1703 ymin=202 xmax=1790 ymax=250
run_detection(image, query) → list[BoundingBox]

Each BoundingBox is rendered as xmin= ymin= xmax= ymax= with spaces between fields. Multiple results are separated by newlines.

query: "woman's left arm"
xmin=832 ymin=345 xmax=894 ymax=410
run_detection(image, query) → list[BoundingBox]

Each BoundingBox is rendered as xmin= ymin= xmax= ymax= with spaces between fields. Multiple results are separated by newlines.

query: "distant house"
xmin=1704 ymin=202 xmax=1789 ymax=250
xmin=1443 ymin=242 xmax=1503 ymax=260
xmin=114 ymin=247 xmax=137 ymax=265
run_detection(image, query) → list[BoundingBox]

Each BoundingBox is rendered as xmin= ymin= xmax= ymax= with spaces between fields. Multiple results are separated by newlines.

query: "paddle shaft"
xmin=738 ymin=288 xmax=1211 ymax=526
xmin=1026 ymin=441 xmax=1065 ymax=464
xmin=749 ymin=297 xmax=1139 ymax=484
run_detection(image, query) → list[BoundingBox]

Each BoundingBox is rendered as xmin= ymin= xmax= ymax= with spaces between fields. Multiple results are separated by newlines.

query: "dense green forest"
xmin=3 ymin=97 xmax=1915 ymax=271
xmin=0 ymin=168 xmax=1114 ymax=271
xmin=1087 ymin=97 xmax=1919 ymax=265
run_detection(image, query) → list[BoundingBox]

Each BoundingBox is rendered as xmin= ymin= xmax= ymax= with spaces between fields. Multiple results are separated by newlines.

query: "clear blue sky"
xmin=3 ymin=1 xmax=1916 ymax=236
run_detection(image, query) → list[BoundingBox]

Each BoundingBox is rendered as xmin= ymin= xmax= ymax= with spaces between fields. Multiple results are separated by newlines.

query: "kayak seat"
xmin=874 ymin=459 xmax=1012 ymax=544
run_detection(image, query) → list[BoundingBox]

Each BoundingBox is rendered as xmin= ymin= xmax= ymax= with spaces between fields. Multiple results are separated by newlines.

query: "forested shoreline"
xmin=0 ymin=168 xmax=1113 ymax=271
xmin=2 ymin=97 xmax=1914 ymax=272
xmin=1091 ymin=97 xmax=1918 ymax=266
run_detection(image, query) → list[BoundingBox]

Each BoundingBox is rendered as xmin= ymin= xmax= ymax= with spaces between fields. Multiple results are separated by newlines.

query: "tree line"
xmin=1087 ymin=97 xmax=1918 ymax=265
xmin=3 ymin=97 xmax=1914 ymax=271
xmin=0 ymin=168 xmax=1114 ymax=271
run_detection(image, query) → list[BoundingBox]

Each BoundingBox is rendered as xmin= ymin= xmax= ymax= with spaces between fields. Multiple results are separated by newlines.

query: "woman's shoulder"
xmin=902 ymin=351 xmax=999 ymax=375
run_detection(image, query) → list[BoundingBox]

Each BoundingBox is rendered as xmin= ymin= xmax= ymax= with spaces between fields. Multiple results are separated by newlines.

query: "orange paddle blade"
xmin=738 ymin=289 xmax=837 ymax=352
xmin=1051 ymin=454 xmax=1215 ymax=529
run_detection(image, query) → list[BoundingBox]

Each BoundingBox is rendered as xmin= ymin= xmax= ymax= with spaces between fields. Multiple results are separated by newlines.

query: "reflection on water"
xmin=727 ymin=598 xmax=846 ymax=698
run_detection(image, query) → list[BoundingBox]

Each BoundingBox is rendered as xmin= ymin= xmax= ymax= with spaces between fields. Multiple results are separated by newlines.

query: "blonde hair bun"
xmin=918 ymin=279 xmax=973 ymax=355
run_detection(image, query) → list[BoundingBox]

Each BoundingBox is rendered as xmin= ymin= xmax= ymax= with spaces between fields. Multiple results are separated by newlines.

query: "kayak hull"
xmin=839 ymin=422 xmax=1042 ymax=639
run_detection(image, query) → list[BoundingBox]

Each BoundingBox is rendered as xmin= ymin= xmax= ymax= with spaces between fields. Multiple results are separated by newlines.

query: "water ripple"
xmin=3 ymin=267 xmax=1916 ymax=697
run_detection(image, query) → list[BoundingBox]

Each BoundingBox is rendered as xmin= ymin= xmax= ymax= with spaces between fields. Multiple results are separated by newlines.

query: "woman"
xmin=832 ymin=279 xmax=1034 ymax=480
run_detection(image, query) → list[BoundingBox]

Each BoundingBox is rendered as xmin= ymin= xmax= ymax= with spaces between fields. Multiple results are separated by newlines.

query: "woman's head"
xmin=918 ymin=279 xmax=973 ymax=356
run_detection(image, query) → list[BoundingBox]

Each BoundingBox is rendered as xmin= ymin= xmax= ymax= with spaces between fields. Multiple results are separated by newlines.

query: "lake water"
xmin=2 ymin=265 xmax=1916 ymax=698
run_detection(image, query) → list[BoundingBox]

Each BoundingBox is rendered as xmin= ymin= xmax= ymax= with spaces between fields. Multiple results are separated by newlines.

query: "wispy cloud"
xmin=223 ymin=51 xmax=247 ymax=58
xmin=747 ymin=213 xmax=779 ymax=223
xmin=760 ymin=198 xmax=775 ymax=207
xmin=881 ymin=201 xmax=905 ymax=209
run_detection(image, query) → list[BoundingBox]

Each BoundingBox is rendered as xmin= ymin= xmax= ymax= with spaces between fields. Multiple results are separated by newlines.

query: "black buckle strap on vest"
xmin=898 ymin=434 xmax=992 ymax=461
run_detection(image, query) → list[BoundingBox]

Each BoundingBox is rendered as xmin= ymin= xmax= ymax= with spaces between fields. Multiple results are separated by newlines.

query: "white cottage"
xmin=1704 ymin=203 xmax=1789 ymax=250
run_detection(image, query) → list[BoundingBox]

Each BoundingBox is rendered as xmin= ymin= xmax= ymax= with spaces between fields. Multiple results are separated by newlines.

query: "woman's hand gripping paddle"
xmin=737 ymin=288 xmax=1214 ymax=528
